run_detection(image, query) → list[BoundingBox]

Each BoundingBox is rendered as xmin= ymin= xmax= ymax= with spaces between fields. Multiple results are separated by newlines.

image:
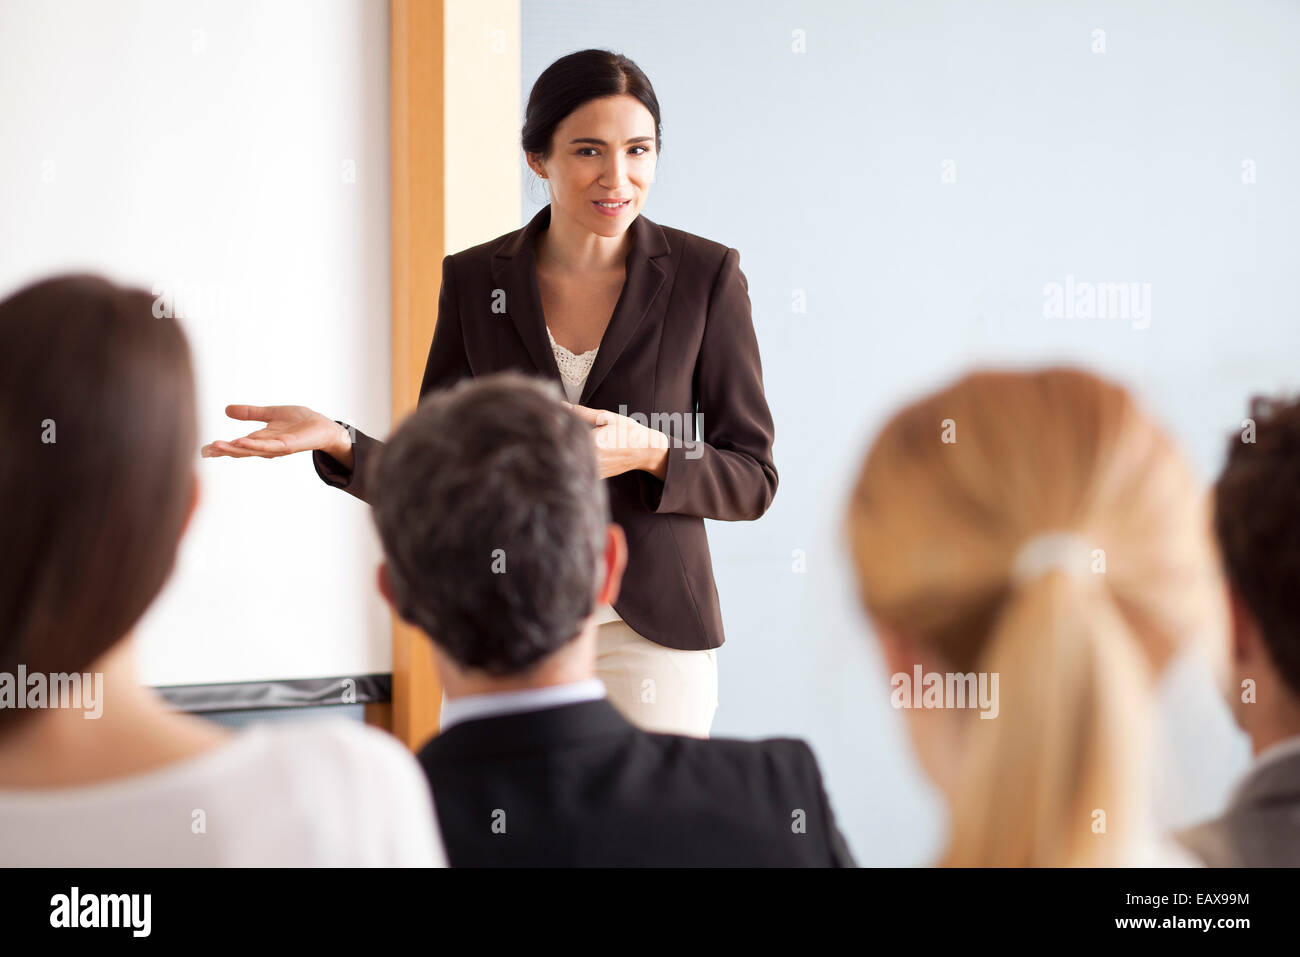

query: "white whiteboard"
xmin=0 ymin=0 xmax=394 ymax=685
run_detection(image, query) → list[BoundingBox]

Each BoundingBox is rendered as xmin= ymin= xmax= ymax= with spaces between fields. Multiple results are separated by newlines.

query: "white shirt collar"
xmin=439 ymin=678 xmax=606 ymax=733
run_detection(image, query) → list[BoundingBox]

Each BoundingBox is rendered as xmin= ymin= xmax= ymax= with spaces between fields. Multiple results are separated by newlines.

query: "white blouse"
xmin=547 ymin=325 xmax=598 ymax=405
xmin=0 ymin=721 xmax=446 ymax=867
xmin=547 ymin=325 xmax=622 ymax=627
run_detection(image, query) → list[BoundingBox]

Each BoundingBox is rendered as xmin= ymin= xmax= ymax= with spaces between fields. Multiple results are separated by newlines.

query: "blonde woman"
xmin=845 ymin=367 xmax=1228 ymax=867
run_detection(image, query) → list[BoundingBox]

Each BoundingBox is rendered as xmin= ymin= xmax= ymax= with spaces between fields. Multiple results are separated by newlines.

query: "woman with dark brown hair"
xmin=0 ymin=275 xmax=444 ymax=866
xmin=204 ymin=50 xmax=779 ymax=738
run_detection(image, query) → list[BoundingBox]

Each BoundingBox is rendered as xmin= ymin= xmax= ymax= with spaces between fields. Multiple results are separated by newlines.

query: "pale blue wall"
xmin=520 ymin=0 xmax=1300 ymax=864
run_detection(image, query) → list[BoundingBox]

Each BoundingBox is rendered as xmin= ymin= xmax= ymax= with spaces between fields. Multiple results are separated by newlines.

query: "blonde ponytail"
xmin=846 ymin=367 xmax=1226 ymax=867
xmin=940 ymin=569 xmax=1150 ymax=867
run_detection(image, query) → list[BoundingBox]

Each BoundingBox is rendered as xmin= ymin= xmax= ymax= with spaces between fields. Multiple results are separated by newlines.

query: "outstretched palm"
xmin=202 ymin=405 xmax=342 ymax=459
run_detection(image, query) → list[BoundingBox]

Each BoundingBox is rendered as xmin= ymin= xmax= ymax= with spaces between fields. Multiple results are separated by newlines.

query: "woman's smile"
xmin=592 ymin=198 xmax=632 ymax=216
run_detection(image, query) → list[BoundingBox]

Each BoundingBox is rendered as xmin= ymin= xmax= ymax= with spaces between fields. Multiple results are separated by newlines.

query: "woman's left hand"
xmin=565 ymin=402 xmax=670 ymax=480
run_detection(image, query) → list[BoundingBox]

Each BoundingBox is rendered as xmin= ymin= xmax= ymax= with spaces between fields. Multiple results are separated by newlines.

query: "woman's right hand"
xmin=201 ymin=405 xmax=354 ymax=470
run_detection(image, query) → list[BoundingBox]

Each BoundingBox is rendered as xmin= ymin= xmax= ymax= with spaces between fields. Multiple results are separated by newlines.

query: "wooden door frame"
xmin=376 ymin=0 xmax=520 ymax=748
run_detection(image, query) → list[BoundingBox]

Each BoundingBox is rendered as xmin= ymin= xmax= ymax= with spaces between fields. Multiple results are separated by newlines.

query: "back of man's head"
xmin=372 ymin=371 xmax=608 ymax=676
xmin=1215 ymin=394 xmax=1300 ymax=707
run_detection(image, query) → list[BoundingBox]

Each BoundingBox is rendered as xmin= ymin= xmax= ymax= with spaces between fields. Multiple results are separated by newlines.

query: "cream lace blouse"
xmin=547 ymin=325 xmax=622 ymax=627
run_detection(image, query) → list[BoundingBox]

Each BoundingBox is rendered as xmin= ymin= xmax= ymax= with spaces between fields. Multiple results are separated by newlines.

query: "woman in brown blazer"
xmin=203 ymin=50 xmax=776 ymax=738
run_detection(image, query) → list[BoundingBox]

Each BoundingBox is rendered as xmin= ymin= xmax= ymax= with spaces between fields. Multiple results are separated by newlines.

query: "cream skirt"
xmin=593 ymin=617 xmax=718 ymax=738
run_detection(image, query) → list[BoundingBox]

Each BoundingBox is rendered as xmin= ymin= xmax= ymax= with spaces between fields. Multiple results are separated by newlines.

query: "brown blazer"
xmin=313 ymin=203 xmax=777 ymax=651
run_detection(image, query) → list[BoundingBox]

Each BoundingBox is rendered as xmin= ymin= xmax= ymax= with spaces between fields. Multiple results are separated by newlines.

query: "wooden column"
xmin=387 ymin=0 xmax=444 ymax=748
xmin=383 ymin=0 xmax=519 ymax=749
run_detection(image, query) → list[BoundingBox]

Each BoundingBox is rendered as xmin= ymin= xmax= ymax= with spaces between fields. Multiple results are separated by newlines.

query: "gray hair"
xmin=371 ymin=371 xmax=608 ymax=675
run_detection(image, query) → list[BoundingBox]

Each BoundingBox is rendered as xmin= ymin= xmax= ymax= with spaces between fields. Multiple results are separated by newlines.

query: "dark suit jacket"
xmin=1177 ymin=745 xmax=1300 ymax=866
xmin=314 ymin=204 xmax=777 ymax=651
xmin=418 ymin=698 xmax=855 ymax=867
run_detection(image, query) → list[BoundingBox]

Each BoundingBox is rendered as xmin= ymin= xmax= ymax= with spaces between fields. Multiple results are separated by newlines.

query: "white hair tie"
xmin=1010 ymin=530 xmax=1095 ymax=586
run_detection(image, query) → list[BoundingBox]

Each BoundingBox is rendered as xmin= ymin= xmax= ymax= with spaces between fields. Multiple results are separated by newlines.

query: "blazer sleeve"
xmin=312 ymin=254 xmax=471 ymax=504
xmin=639 ymin=246 xmax=778 ymax=521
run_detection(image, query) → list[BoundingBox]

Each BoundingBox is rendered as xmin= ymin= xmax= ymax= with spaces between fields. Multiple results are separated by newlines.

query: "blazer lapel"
xmin=490 ymin=205 xmax=561 ymax=383
xmin=578 ymin=212 xmax=669 ymax=405
xmin=489 ymin=204 xmax=671 ymax=406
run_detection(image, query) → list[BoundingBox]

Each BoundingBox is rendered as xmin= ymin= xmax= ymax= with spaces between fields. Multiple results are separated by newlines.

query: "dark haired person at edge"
xmin=0 ymin=276 xmax=443 ymax=866
xmin=204 ymin=50 xmax=777 ymax=738
xmin=1178 ymin=394 xmax=1300 ymax=866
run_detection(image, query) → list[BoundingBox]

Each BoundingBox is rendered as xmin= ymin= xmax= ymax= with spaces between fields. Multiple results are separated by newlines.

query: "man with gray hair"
xmin=371 ymin=370 xmax=853 ymax=867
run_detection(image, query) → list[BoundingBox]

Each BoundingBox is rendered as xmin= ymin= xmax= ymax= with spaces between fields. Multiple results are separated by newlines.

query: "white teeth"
xmin=597 ymin=201 xmax=628 ymax=207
